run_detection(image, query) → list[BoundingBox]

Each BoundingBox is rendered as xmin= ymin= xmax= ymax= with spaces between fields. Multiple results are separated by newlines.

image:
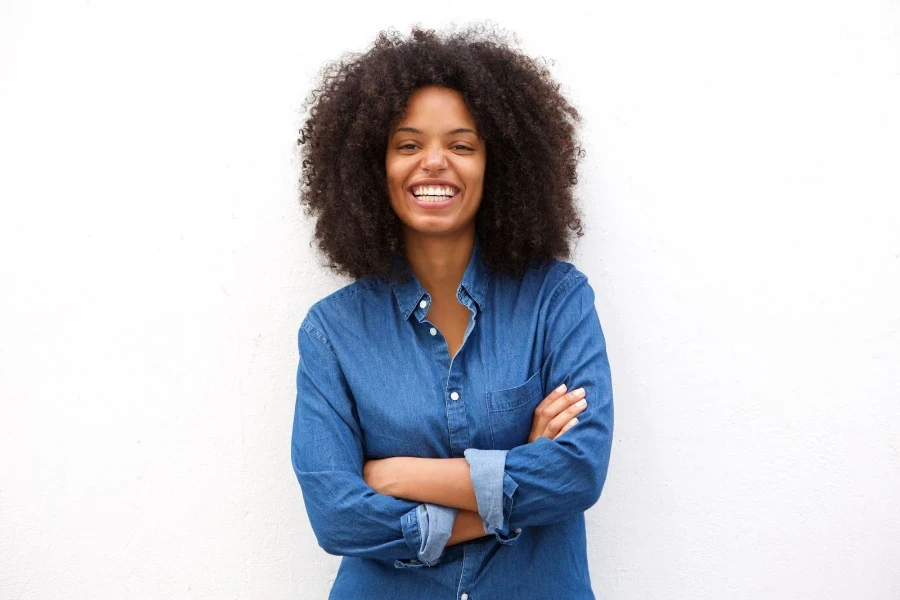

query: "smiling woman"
xmin=292 ymin=24 xmax=614 ymax=600
xmin=297 ymin=25 xmax=585 ymax=279
xmin=386 ymin=87 xmax=486 ymax=240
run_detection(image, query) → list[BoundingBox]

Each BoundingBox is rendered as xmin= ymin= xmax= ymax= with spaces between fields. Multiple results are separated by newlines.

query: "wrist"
xmin=448 ymin=510 xmax=487 ymax=546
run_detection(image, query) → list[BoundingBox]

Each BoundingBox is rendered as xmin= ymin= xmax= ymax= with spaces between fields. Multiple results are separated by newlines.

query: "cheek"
xmin=449 ymin=156 xmax=485 ymax=186
xmin=466 ymin=162 xmax=486 ymax=192
xmin=386 ymin=157 xmax=412 ymax=190
xmin=386 ymin=175 xmax=402 ymax=194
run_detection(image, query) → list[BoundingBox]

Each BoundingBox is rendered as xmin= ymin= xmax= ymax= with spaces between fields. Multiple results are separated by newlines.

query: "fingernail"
xmin=571 ymin=418 xmax=579 ymax=425
xmin=574 ymin=388 xmax=586 ymax=398
xmin=555 ymin=384 xmax=567 ymax=393
xmin=576 ymin=399 xmax=587 ymax=408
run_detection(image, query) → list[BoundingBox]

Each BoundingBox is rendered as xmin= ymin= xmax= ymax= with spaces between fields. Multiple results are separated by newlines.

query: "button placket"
xmin=432 ymin=287 xmax=476 ymax=459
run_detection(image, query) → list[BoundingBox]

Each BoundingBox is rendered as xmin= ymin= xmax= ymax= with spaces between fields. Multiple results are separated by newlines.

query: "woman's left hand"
xmin=528 ymin=384 xmax=587 ymax=443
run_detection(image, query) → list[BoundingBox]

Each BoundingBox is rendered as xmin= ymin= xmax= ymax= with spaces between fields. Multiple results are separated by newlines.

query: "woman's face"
xmin=386 ymin=86 xmax=486 ymax=242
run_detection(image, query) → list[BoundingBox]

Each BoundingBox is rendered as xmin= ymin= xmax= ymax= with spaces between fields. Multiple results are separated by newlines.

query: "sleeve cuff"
xmin=396 ymin=503 xmax=458 ymax=568
xmin=464 ymin=449 xmax=522 ymax=545
xmin=420 ymin=503 xmax=457 ymax=563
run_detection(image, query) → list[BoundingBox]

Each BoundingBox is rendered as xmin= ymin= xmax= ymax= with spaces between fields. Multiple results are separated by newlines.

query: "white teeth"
xmin=411 ymin=184 xmax=458 ymax=198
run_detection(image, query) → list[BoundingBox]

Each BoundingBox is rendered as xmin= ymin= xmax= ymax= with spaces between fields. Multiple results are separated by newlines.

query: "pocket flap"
xmin=487 ymin=370 xmax=543 ymax=412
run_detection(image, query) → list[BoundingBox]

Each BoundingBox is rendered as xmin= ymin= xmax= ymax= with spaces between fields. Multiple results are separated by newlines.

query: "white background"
xmin=1 ymin=0 xmax=899 ymax=598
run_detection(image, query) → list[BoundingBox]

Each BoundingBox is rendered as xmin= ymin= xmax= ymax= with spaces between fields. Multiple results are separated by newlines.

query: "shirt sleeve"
xmin=291 ymin=315 xmax=455 ymax=567
xmin=418 ymin=504 xmax=459 ymax=564
xmin=464 ymin=269 xmax=614 ymax=534
xmin=463 ymin=449 xmax=521 ymax=544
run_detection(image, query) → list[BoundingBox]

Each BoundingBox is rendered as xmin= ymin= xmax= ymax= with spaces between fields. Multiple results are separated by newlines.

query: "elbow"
xmin=294 ymin=479 xmax=351 ymax=556
xmin=300 ymin=487 xmax=401 ymax=559
xmin=540 ymin=406 xmax=613 ymax=515
xmin=575 ymin=426 xmax=612 ymax=511
xmin=562 ymin=466 xmax=607 ymax=514
xmin=308 ymin=509 xmax=408 ymax=560
xmin=307 ymin=507 xmax=355 ymax=556
xmin=579 ymin=465 xmax=608 ymax=511
xmin=566 ymin=446 xmax=610 ymax=513
xmin=312 ymin=524 xmax=347 ymax=557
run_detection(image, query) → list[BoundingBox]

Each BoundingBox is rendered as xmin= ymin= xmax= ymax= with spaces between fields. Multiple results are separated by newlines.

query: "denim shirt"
xmin=291 ymin=240 xmax=614 ymax=600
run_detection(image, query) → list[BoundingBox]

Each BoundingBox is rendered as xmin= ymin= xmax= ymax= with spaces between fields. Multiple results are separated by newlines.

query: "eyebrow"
xmin=394 ymin=127 xmax=478 ymax=136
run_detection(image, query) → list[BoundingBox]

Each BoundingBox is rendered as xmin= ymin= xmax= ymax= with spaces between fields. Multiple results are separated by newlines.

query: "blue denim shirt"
xmin=291 ymin=240 xmax=614 ymax=599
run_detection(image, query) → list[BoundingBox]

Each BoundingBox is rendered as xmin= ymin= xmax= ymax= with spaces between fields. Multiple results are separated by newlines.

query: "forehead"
xmin=395 ymin=86 xmax=477 ymax=131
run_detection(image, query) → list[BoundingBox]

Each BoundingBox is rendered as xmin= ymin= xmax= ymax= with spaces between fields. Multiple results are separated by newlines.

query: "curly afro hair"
xmin=298 ymin=24 xmax=585 ymax=279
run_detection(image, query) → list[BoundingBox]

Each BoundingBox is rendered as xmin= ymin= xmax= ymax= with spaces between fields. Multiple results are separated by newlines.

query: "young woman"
xmin=292 ymin=26 xmax=614 ymax=599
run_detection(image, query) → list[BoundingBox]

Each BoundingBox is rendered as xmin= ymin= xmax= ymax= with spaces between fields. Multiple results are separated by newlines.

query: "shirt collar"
xmin=390 ymin=238 xmax=490 ymax=321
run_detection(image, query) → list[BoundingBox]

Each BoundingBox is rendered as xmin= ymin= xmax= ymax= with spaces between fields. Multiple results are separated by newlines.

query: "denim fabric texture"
xmin=291 ymin=239 xmax=614 ymax=599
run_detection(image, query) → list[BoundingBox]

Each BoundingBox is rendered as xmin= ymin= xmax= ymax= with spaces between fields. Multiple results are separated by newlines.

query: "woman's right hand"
xmin=528 ymin=384 xmax=587 ymax=443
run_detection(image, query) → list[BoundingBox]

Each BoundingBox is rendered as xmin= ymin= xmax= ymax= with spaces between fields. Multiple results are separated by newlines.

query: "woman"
xmin=292 ymin=25 xmax=614 ymax=599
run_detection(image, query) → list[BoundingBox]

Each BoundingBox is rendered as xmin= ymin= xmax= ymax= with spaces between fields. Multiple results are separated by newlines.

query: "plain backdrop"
xmin=1 ymin=0 xmax=899 ymax=598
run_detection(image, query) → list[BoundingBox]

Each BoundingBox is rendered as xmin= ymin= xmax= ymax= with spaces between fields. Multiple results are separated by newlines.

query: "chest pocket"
xmin=486 ymin=370 xmax=544 ymax=449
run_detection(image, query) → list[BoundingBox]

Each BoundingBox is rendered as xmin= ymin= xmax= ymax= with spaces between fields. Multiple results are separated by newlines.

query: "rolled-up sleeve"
xmin=291 ymin=315 xmax=454 ymax=566
xmin=404 ymin=504 xmax=459 ymax=566
xmin=465 ymin=270 xmax=614 ymax=533
xmin=463 ymin=449 xmax=521 ymax=544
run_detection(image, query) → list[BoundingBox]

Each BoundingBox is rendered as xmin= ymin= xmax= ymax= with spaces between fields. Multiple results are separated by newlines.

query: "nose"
xmin=420 ymin=145 xmax=447 ymax=173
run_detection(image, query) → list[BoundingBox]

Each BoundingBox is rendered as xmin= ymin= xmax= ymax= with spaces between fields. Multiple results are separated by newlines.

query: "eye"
xmin=398 ymin=143 xmax=418 ymax=151
xmin=452 ymin=144 xmax=474 ymax=152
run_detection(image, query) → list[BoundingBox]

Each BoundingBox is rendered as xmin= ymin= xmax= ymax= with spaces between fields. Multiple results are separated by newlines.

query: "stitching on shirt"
xmin=455 ymin=545 xmax=466 ymax=600
xmin=487 ymin=371 xmax=543 ymax=412
xmin=547 ymin=266 xmax=586 ymax=309
xmin=300 ymin=321 xmax=336 ymax=354
xmin=488 ymin=391 xmax=543 ymax=413
xmin=312 ymin=276 xmax=386 ymax=307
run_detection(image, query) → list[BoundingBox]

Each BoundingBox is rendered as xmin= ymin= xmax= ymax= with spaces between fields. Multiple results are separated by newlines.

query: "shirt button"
xmin=514 ymin=528 xmax=522 ymax=534
xmin=450 ymin=391 xmax=460 ymax=401
xmin=419 ymin=300 xmax=427 ymax=309
xmin=461 ymin=594 xmax=469 ymax=600
xmin=429 ymin=327 xmax=437 ymax=336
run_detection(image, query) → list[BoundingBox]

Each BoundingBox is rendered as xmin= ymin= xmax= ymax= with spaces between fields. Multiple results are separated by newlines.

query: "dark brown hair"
xmin=298 ymin=24 xmax=585 ymax=279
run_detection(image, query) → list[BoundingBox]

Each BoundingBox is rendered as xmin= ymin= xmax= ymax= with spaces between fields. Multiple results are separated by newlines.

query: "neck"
xmin=402 ymin=229 xmax=475 ymax=296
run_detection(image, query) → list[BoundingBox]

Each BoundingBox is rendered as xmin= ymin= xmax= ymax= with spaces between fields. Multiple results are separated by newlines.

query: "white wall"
xmin=1 ymin=0 xmax=898 ymax=598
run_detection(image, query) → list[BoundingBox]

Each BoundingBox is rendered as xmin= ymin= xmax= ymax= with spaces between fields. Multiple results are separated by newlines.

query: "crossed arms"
xmin=291 ymin=271 xmax=614 ymax=565
xmin=361 ymin=382 xmax=591 ymax=546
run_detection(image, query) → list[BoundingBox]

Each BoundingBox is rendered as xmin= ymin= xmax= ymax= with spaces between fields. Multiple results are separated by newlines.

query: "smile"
xmin=410 ymin=184 xmax=460 ymax=200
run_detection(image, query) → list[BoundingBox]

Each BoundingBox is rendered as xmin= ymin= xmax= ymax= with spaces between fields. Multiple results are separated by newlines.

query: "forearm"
xmin=367 ymin=457 xmax=478 ymax=512
xmin=447 ymin=510 xmax=489 ymax=546
xmin=395 ymin=458 xmax=479 ymax=512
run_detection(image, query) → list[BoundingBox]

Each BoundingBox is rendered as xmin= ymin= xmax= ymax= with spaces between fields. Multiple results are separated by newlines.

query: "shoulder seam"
xmin=314 ymin=277 xmax=384 ymax=306
xmin=299 ymin=320 xmax=337 ymax=355
xmin=548 ymin=265 xmax=586 ymax=307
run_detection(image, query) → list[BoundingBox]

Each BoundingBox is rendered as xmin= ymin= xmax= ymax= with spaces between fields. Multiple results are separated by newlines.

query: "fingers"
xmin=553 ymin=417 xmax=579 ymax=440
xmin=529 ymin=384 xmax=588 ymax=443
xmin=544 ymin=396 xmax=587 ymax=438
xmin=528 ymin=383 xmax=569 ymax=441
xmin=538 ymin=387 xmax=586 ymax=426
xmin=533 ymin=383 xmax=568 ymax=415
